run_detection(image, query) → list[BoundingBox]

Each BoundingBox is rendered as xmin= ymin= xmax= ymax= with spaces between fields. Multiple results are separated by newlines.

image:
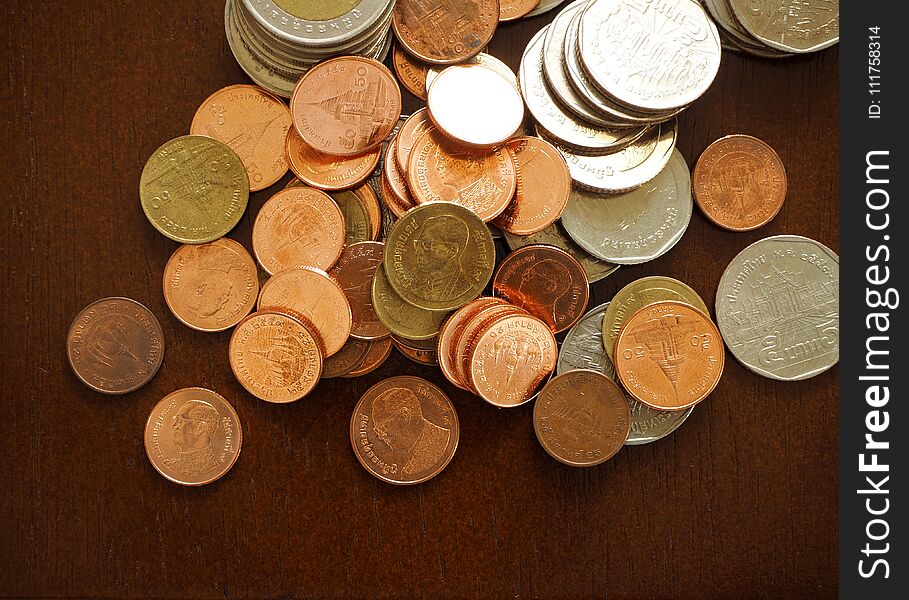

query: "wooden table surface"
xmin=0 ymin=2 xmax=839 ymax=598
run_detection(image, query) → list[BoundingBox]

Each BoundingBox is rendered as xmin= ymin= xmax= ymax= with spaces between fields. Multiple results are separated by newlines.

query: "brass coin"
xmin=371 ymin=264 xmax=449 ymax=340
xmin=330 ymin=189 xmax=372 ymax=245
xmin=353 ymin=183 xmax=383 ymax=240
xmin=140 ymin=135 xmax=249 ymax=243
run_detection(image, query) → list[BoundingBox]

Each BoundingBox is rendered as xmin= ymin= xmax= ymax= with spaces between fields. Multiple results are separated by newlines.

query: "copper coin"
xmin=533 ymin=370 xmax=631 ymax=467
xmin=328 ymin=241 xmax=390 ymax=340
xmin=492 ymin=245 xmax=589 ymax=334
xmin=407 ymin=128 xmax=516 ymax=222
xmin=190 ymin=84 xmax=291 ymax=191
xmin=323 ymin=338 xmax=371 ymax=378
xmin=353 ymin=183 xmax=383 ymax=240
xmin=493 ymin=137 xmax=571 ymax=235
xmin=395 ymin=109 xmax=433 ymax=175
xmin=229 ymin=309 xmax=324 ymax=403
xmin=290 ymin=56 xmax=401 ymax=157
xmin=499 ymin=0 xmax=540 ymax=21
xmin=614 ymin=301 xmax=725 ymax=411
xmin=392 ymin=337 xmax=439 ymax=366
xmin=330 ymin=189 xmax=373 ymax=245
xmin=392 ymin=44 xmax=429 ymax=100
xmin=393 ymin=0 xmax=498 ymax=65
xmin=349 ymin=376 xmax=459 ymax=485
xmin=67 ymin=297 xmax=164 ymax=395
xmin=252 ymin=186 xmax=346 ymax=274
xmin=693 ymin=134 xmax=787 ymax=231
xmin=144 ymin=387 xmax=242 ymax=486
xmin=454 ymin=302 xmax=523 ymax=390
xmin=343 ymin=338 xmax=394 ymax=378
xmin=257 ymin=267 xmax=352 ymax=357
xmin=469 ymin=312 xmax=558 ymax=407
xmin=381 ymin=136 xmax=418 ymax=218
xmin=437 ymin=297 xmax=505 ymax=389
xmin=162 ymin=238 xmax=258 ymax=332
xmin=285 ymin=126 xmax=381 ymax=191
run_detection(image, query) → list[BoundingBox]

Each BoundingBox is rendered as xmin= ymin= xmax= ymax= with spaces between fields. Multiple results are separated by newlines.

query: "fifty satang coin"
xmin=493 ymin=244 xmax=589 ymax=334
xmin=371 ymin=264 xmax=449 ymax=340
xmin=344 ymin=337 xmax=395 ymax=377
xmin=163 ymin=238 xmax=258 ymax=332
xmin=140 ymin=135 xmax=249 ymax=243
xmin=381 ymin=137 xmax=418 ymax=217
xmin=395 ymin=109 xmax=433 ymax=175
xmin=384 ymin=202 xmax=495 ymax=311
xmin=614 ymin=301 xmax=725 ymax=411
xmin=350 ymin=376 xmax=460 ymax=485
xmin=190 ymin=84 xmax=291 ymax=191
xmin=392 ymin=44 xmax=429 ymax=99
xmin=393 ymin=0 xmax=498 ymax=65
xmin=407 ymin=128 xmax=516 ymax=222
xmin=229 ymin=309 xmax=324 ymax=402
xmin=329 ymin=241 xmax=391 ymax=340
xmin=285 ymin=126 xmax=381 ymax=191
xmin=290 ymin=56 xmax=401 ymax=156
xmin=67 ymin=297 xmax=164 ymax=395
xmin=144 ymin=387 xmax=242 ymax=486
xmin=533 ymin=370 xmax=631 ymax=466
xmin=252 ymin=186 xmax=346 ymax=274
xmin=257 ymin=267 xmax=352 ymax=356
xmin=322 ymin=338 xmax=372 ymax=378
xmin=693 ymin=135 xmax=787 ymax=231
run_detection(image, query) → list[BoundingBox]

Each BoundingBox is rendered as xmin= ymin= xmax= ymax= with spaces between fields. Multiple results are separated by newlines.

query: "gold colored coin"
xmin=272 ymin=0 xmax=359 ymax=21
xmin=372 ymin=264 xmax=450 ymax=340
xmin=330 ymin=189 xmax=372 ymax=245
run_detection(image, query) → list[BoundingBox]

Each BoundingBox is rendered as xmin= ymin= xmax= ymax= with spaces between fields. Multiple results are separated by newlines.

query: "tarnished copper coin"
xmin=329 ymin=241 xmax=390 ymax=340
xmin=343 ymin=338 xmax=394 ymax=378
xmin=614 ymin=301 xmax=725 ymax=411
xmin=500 ymin=0 xmax=540 ymax=21
xmin=257 ymin=267 xmax=352 ymax=357
xmin=533 ymin=370 xmax=631 ymax=467
xmin=392 ymin=44 xmax=429 ymax=100
xmin=144 ymin=387 xmax=242 ymax=486
xmin=285 ymin=126 xmax=381 ymax=191
xmin=350 ymin=376 xmax=459 ymax=485
xmin=493 ymin=245 xmax=589 ymax=334
xmin=392 ymin=337 xmax=439 ymax=367
xmin=395 ymin=109 xmax=433 ymax=175
xmin=381 ymin=137 xmax=418 ymax=217
xmin=494 ymin=137 xmax=571 ymax=235
xmin=252 ymin=186 xmax=346 ymax=274
xmin=190 ymin=84 xmax=291 ymax=191
xmin=323 ymin=338 xmax=371 ymax=378
xmin=229 ymin=309 xmax=324 ymax=403
xmin=162 ymin=238 xmax=258 ymax=332
xmin=67 ymin=297 xmax=164 ymax=395
xmin=693 ymin=135 xmax=787 ymax=231
xmin=290 ymin=56 xmax=401 ymax=157
xmin=393 ymin=0 xmax=498 ymax=65
xmin=407 ymin=128 xmax=516 ymax=222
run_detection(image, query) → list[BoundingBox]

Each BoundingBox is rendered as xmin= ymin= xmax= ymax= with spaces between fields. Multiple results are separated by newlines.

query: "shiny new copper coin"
xmin=381 ymin=137 xmax=418 ymax=217
xmin=693 ymin=135 xmax=787 ymax=231
xmin=493 ymin=137 xmax=571 ymax=235
xmin=614 ymin=301 xmax=725 ymax=411
xmin=453 ymin=302 xmax=523 ymax=391
xmin=162 ymin=238 xmax=258 ymax=332
xmin=291 ymin=56 xmax=401 ymax=157
xmin=144 ymin=387 xmax=242 ymax=486
xmin=229 ymin=309 xmax=324 ymax=403
xmin=493 ymin=245 xmax=589 ymax=334
xmin=533 ymin=370 xmax=631 ymax=467
xmin=407 ymin=128 xmax=516 ymax=222
xmin=343 ymin=338 xmax=394 ymax=378
xmin=392 ymin=337 xmax=439 ymax=366
xmin=437 ymin=297 xmax=506 ymax=390
xmin=285 ymin=126 xmax=381 ymax=191
xmin=395 ymin=109 xmax=433 ymax=175
xmin=190 ymin=84 xmax=291 ymax=191
xmin=323 ymin=338 xmax=371 ymax=378
xmin=499 ymin=0 xmax=540 ymax=21
xmin=353 ymin=183 xmax=383 ymax=240
xmin=350 ymin=376 xmax=459 ymax=485
xmin=252 ymin=186 xmax=346 ymax=274
xmin=393 ymin=0 xmax=498 ymax=65
xmin=392 ymin=44 xmax=429 ymax=100
xmin=328 ymin=241 xmax=390 ymax=340
xmin=67 ymin=297 xmax=164 ymax=395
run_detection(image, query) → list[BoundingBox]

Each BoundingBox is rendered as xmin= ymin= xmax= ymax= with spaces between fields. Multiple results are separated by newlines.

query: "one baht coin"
xmin=140 ymin=135 xmax=249 ymax=243
xmin=393 ymin=0 xmax=498 ymax=65
xmin=614 ymin=301 xmax=725 ymax=411
xmin=285 ymin=126 xmax=381 ymax=191
xmin=384 ymin=202 xmax=495 ymax=312
xmin=144 ymin=387 xmax=242 ymax=486
xmin=350 ymin=376 xmax=459 ymax=485
xmin=716 ymin=235 xmax=839 ymax=381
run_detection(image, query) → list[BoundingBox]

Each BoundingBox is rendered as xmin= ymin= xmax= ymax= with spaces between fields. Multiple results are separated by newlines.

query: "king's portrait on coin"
xmin=165 ymin=399 xmax=222 ymax=477
xmin=371 ymin=387 xmax=450 ymax=476
xmin=411 ymin=214 xmax=474 ymax=301
xmin=182 ymin=255 xmax=236 ymax=319
xmin=516 ymin=259 xmax=571 ymax=322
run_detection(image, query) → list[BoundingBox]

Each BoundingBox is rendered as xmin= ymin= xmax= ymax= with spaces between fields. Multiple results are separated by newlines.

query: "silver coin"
xmin=558 ymin=302 xmax=694 ymax=444
xmin=241 ymin=0 xmax=392 ymax=48
xmin=225 ymin=1 xmax=298 ymax=97
xmin=426 ymin=53 xmax=519 ymax=93
xmin=560 ymin=148 xmax=691 ymax=264
xmin=578 ymin=0 xmax=722 ymax=112
xmin=520 ymin=28 xmax=648 ymax=154
xmin=728 ymin=0 xmax=839 ymax=54
xmin=716 ymin=235 xmax=839 ymax=381
xmin=526 ymin=0 xmax=569 ymax=18
xmin=503 ymin=222 xmax=620 ymax=283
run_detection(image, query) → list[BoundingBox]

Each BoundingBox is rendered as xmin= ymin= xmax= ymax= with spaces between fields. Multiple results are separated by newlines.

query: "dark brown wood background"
xmin=0 ymin=2 xmax=838 ymax=598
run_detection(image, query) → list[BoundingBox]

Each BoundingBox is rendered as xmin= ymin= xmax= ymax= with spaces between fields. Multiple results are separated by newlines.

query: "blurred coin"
xmin=392 ymin=44 xmax=429 ymax=99
xmin=501 ymin=0 xmax=541 ymax=21
xmin=395 ymin=109 xmax=434 ymax=175
xmin=329 ymin=241 xmax=391 ymax=340
xmin=343 ymin=337 xmax=394 ymax=377
xmin=323 ymin=338 xmax=372 ymax=378
xmin=285 ymin=127 xmax=381 ymax=191
xmin=393 ymin=0 xmax=498 ymax=65
xmin=494 ymin=137 xmax=571 ymax=235
xmin=330 ymin=189 xmax=372 ymax=245
xmin=504 ymin=222 xmax=619 ymax=283
xmin=392 ymin=336 xmax=439 ymax=366
xmin=728 ymin=0 xmax=839 ymax=53
xmin=372 ymin=264 xmax=450 ymax=340
xmin=526 ymin=0 xmax=568 ymax=17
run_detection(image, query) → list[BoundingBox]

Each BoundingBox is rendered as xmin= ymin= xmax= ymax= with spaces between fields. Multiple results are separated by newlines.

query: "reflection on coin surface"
xmin=229 ymin=309 xmax=324 ymax=402
xmin=393 ymin=44 xmax=429 ymax=100
xmin=252 ymin=186 xmax=346 ymax=274
xmin=395 ymin=109 xmax=434 ymax=175
xmin=330 ymin=189 xmax=372 ymax=245
xmin=67 ymin=297 xmax=164 ymax=395
xmin=392 ymin=336 xmax=439 ymax=366
xmin=533 ymin=370 xmax=630 ymax=466
xmin=728 ymin=0 xmax=839 ymax=53
xmin=285 ymin=127 xmax=380 ymax=191
xmin=494 ymin=137 xmax=571 ymax=235
xmin=693 ymin=135 xmax=787 ymax=231
xmin=504 ymin=223 xmax=619 ymax=283
xmin=500 ymin=0 xmax=540 ymax=21
xmin=384 ymin=202 xmax=495 ymax=311
xmin=144 ymin=387 xmax=242 ymax=486
xmin=190 ymin=84 xmax=291 ymax=191
xmin=350 ymin=376 xmax=459 ymax=485
xmin=163 ymin=238 xmax=258 ymax=332
xmin=372 ymin=264 xmax=449 ymax=340
xmin=392 ymin=0 xmax=498 ymax=65
xmin=323 ymin=337 xmax=372 ymax=378
xmin=425 ymin=53 xmax=520 ymax=92
xmin=140 ymin=135 xmax=249 ymax=243
xmin=329 ymin=241 xmax=390 ymax=340
xmin=716 ymin=235 xmax=839 ymax=381
xmin=344 ymin=337 xmax=394 ymax=377
xmin=290 ymin=56 xmax=401 ymax=156
xmin=614 ymin=301 xmax=724 ymax=411
xmin=437 ymin=297 xmax=506 ymax=390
